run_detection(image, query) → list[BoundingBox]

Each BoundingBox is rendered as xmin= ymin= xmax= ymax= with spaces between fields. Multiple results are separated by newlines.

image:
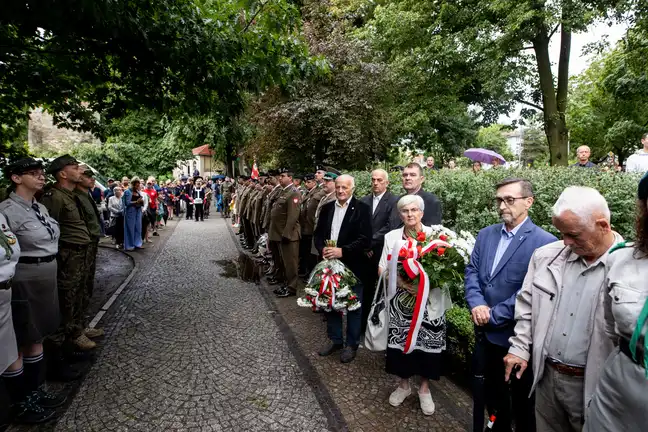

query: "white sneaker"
xmin=389 ymin=385 xmax=411 ymax=407
xmin=418 ymin=390 xmax=435 ymax=415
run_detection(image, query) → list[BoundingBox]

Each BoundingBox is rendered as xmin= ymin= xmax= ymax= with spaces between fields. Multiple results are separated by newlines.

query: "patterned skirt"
xmin=385 ymin=290 xmax=446 ymax=379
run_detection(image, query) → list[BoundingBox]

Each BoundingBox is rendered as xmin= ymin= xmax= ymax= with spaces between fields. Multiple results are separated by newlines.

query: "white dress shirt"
xmin=372 ymin=192 xmax=385 ymax=215
xmin=330 ymin=199 xmax=351 ymax=242
xmin=625 ymin=150 xmax=648 ymax=173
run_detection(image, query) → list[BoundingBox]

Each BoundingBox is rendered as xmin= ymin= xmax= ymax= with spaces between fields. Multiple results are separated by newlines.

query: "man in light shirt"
xmin=504 ymin=187 xmax=622 ymax=431
xmin=314 ymin=174 xmax=372 ymax=363
xmin=625 ymin=132 xmax=648 ymax=173
xmin=360 ymin=169 xmax=398 ymax=333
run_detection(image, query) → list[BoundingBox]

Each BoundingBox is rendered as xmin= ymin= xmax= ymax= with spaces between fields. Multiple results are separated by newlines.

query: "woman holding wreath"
xmin=377 ymin=194 xmax=451 ymax=416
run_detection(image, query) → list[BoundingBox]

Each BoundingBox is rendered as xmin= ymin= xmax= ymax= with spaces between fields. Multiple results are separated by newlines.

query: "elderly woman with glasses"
xmin=377 ymin=194 xmax=450 ymax=416
xmin=0 ymin=158 xmax=64 ymax=424
xmin=107 ymin=186 xmax=125 ymax=249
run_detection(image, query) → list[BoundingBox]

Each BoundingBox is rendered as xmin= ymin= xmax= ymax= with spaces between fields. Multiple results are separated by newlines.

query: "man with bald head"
xmin=360 ymin=169 xmax=398 ymax=332
xmin=504 ymin=187 xmax=622 ymax=431
xmin=571 ymin=145 xmax=596 ymax=168
xmin=315 ymin=174 xmax=372 ymax=363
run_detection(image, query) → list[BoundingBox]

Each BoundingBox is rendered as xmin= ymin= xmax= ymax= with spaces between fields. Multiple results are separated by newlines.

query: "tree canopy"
xmin=1 ymin=0 xmax=319 ymax=168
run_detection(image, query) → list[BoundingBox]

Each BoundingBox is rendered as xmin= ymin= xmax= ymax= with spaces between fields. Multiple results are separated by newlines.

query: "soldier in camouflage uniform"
xmin=74 ymin=166 xmax=104 ymax=339
xmin=299 ymin=173 xmax=325 ymax=277
xmin=269 ymin=168 xmax=301 ymax=298
xmin=221 ymin=177 xmax=234 ymax=218
xmin=40 ymin=155 xmax=95 ymax=379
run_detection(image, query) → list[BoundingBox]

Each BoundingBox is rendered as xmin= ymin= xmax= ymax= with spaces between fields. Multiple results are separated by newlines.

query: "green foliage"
xmin=568 ymin=31 xmax=648 ymax=165
xmin=1 ymin=0 xmax=319 ymax=164
xmin=521 ymin=125 xmax=550 ymax=166
xmin=351 ymin=167 xmax=639 ymax=239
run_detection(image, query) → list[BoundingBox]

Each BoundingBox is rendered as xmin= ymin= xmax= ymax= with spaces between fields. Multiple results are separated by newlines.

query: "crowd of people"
xmin=232 ymin=160 xmax=648 ymax=430
xmin=2 ymin=142 xmax=648 ymax=430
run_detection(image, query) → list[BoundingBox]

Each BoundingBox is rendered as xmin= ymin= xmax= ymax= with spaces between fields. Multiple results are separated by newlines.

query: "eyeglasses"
xmin=22 ymin=170 xmax=46 ymax=178
xmin=494 ymin=196 xmax=529 ymax=206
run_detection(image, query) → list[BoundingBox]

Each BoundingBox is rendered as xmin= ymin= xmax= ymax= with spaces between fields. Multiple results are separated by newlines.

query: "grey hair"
xmin=336 ymin=174 xmax=355 ymax=189
xmin=552 ymin=186 xmax=610 ymax=222
xmin=397 ymin=194 xmax=425 ymax=212
xmin=371 ymin=169 xmax=388 ymax=180
xmin=113 ymin=186 xmax=123 ymax=192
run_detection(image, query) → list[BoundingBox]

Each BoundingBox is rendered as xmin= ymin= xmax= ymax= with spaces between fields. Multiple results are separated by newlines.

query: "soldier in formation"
xmin=237 ymin=167 xmax=344 ymax=300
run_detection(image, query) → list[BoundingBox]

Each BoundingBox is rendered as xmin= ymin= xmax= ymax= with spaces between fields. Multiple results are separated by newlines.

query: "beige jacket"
xmin=508 ymin=237 xmax=621 ymax=416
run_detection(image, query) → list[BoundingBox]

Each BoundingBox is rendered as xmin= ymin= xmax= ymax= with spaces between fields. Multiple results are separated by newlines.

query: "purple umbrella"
xmin=463 ymin=148 xmax=507 ymax=165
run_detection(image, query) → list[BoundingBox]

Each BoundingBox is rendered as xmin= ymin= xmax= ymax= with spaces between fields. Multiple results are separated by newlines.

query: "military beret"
xmin=3 ymin=157 xmax=43 ymax=177
xmin=323 ymin=172 xmax=338 ymax=181
xmin=46 ymin=154 xmax=79 ymax=175
xmin=259 ymin=172 xmax=268 ymax=177
xmin=315 ymin=165 xmax=326 ymax=172
xmin=78 ymin=164 xmax=94 ymax=177
xmin=303 ymin=173 xmax=315 ymax=181
xmin=278 ymin=168 xmax=294 ymax=175
xmin=639 ymin=172 xmax=648 ymax=200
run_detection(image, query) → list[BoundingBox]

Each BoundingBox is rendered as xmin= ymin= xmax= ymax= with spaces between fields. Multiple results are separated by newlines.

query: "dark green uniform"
xmin=75 ymin=189 xmax=101 ymax=303
xmin=40 ymin=185 xmax=92 ymax=344
xmin=222 ymin=181 xmax=234 ymax=217
xmin=269 ymin=185 xmax=301 ymax=294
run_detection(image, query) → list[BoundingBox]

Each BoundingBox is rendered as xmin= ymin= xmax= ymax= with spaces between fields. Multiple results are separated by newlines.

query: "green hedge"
xmin=350 ymin=167 xmax=641 ymax=374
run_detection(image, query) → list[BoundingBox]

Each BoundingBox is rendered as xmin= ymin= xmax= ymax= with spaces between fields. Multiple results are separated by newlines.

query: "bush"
xmin=351 ymin=167 xmax=641 ymax=375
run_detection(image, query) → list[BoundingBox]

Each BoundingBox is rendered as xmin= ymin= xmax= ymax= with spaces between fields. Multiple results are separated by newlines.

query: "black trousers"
xmin=361 ymin=250 xmax=380 ymax=335
xmin=174 ymin=200 xmax=181 ymax=216
xmin=194 ymin=203 xmax=204 ymax=221
xmin=473 ymin=333 xmax=535 ymax=432
xmin=299 ymin=235 xmax=314 ymax=275
xmin=186 ymin=202 xmax=193 ymax=219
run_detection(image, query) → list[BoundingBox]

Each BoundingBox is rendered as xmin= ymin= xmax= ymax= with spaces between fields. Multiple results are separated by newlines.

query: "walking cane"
xmin=472 ymin=327 xmax=487 ymax=432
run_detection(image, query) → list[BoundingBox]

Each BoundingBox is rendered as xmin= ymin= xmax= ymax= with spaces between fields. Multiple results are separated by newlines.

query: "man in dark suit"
xmin=314 ymin=174 xmax=372 ymax=363
xmin=390 ymin=162 xmax=442 ymax=228
xmin=360 ymin=168 xmax=398 ymax=333
xmin=465 ymin=178 xmax=557 ymax=432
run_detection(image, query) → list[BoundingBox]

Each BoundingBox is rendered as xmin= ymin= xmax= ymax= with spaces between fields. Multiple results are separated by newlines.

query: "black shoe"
xmin=152 ymin=232 xmax=159 ymax=236
xmin=31 ymin=389 xmax=67 ymax=409
xmin=275 ymin=288 xmax=296 ymax=298
xmin=272 ymin=287 xmax=282 ymax=294
xmin=267 ymin=278 xmax=281 ymax=286
xmin=340 ymin=346 xmax=358 ymax=363
xmin=13 ymin=396 xmax=57 ymax=424
xmin=319 ymin=343 xmax=344 ymax=357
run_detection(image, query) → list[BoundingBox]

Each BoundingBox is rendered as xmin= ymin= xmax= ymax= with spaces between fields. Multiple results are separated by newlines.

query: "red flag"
xmin=251 ymin=161 xmax=259 ymax=179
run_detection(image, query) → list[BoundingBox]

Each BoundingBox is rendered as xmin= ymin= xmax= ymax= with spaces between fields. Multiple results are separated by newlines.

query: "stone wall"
xmin=28 ymin=107 xmax=101 ymax=154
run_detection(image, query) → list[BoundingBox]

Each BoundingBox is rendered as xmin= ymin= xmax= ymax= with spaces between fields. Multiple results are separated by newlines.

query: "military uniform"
xmin=239 ymin=183 xmax=255 ymax=248
xmin=221 ymin=180 xmax=234 ymax=217
xmin=311 ymin=172 xmax=338 ymax=256
xmin=0 ymin=212 xmax=20 ymax=374
xmin=263 ymin=183 xmax=283 ymax=281
xmin=0 ymin=192 xmax=60 ymax=346
xmin=299 ymin=177 xmax=325 ymax=276
xmin=40 ymin=156 xmax=93 ymax=350
xmin=269 ymin=183 xmax=301 ymax=296
xmin=74 ymin=187 xmax=101 ymax=303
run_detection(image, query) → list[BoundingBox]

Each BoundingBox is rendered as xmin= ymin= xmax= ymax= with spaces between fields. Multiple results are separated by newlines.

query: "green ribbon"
xmin=629 ymin=297 xmax=648 ymax=378
xmin=0 ymin=229 xmax=13 ymax=260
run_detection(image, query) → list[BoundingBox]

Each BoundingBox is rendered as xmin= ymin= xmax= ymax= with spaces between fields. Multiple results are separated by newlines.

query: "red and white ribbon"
xmin=318 ymin=267 xmax=341 ymax=308
xmin=386 ymin=235 xmax=453 ymax=354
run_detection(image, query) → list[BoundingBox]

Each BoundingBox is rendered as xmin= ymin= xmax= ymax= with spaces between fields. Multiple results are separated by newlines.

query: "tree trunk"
xmin=533 ymin=25 xmax=571 ymax=166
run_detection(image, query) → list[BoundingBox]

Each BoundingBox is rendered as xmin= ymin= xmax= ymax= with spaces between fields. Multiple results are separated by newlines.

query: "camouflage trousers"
xmin=49 ymin=242 xmax=91 ymax=345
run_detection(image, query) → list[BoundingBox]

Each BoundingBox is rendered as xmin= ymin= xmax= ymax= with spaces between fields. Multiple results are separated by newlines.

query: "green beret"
xmin=323 ymin=172 xmax=338 ymax=181
xmin=46 ymin=154 xmax=79 ymax=175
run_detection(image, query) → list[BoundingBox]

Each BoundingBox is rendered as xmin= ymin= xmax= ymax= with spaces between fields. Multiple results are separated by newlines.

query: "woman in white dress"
xmin=378 ymin=195 xmax=451 ymax=416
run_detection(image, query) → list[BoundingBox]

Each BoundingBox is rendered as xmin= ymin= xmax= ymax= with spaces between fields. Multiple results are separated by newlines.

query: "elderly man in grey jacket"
xmin=504 ymin=186 xmax=623 ymax=432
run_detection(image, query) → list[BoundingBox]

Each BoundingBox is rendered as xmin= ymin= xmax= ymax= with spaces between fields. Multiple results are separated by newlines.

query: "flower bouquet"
xmin=386 ymin=226 xmax=476 ymax=353
xmin=297 ymin=240 xmax=362 ymax=313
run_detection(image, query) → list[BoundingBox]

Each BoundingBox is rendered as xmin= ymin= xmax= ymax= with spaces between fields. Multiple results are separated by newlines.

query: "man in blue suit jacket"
xmin=465 ymin=178 xmax=556 ymax=432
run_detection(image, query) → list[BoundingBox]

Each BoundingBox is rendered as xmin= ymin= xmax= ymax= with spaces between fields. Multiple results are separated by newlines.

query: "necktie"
xmin=32 ymin=203 xmax=55 ymax=240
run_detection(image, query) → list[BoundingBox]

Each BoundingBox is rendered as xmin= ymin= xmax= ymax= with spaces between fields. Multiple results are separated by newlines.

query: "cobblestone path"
xmin=55 ymin=218 xmax=330 ymax=432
